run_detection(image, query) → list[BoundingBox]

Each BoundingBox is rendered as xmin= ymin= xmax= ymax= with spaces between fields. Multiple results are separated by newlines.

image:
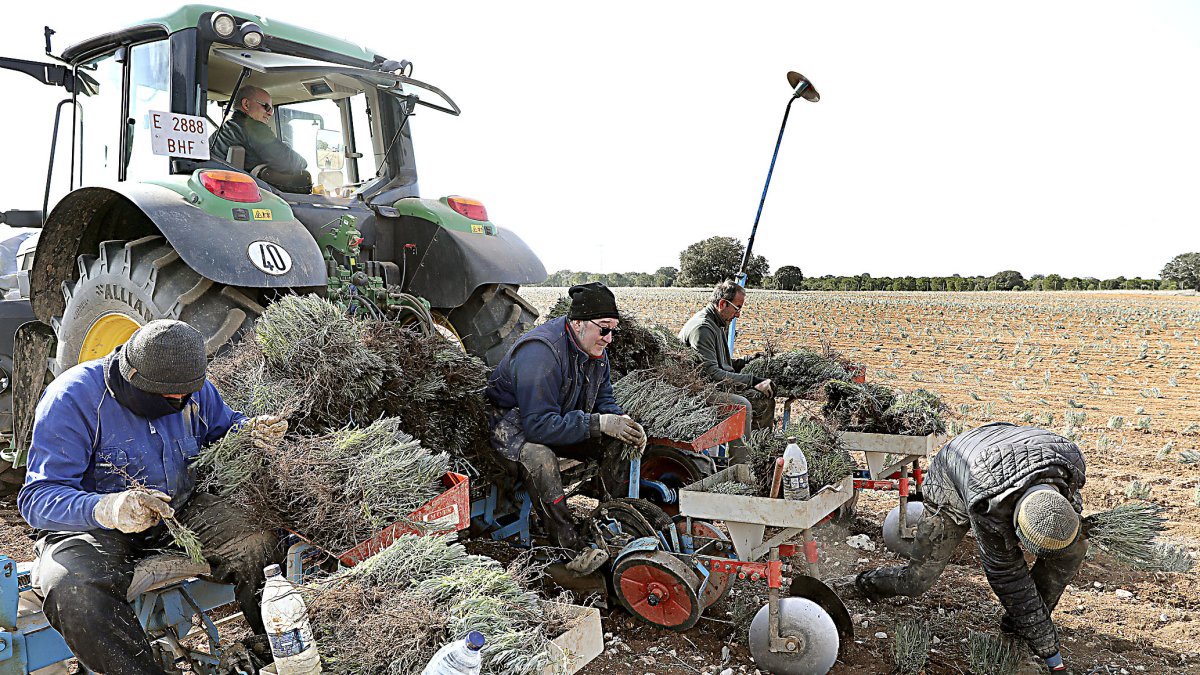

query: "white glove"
xmin=93 ymin=490 xmax=174 ymax=533
xmin=598 ymin=414 xmax=646 ymax=447
xmin=248 ymin=415 xmax=288 ymax=451
xmin=754 ymin=378 xmax=775 ymax=397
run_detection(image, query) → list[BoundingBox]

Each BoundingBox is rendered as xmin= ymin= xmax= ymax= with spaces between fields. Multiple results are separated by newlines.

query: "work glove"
xmin=247 ymin=415 xmax=288 ymax=451
xmin=1044 ymin=651 xmax=1065 ymax=671
xmin=754 ymin=378 xmax=774 ymax=398
xmin=93 ymin=490 xmax=174 ymax=533
xmin=622 ymin=415 xmax=648 ymax=452
xmin=598 ymin=414 xmax=645 ymax=447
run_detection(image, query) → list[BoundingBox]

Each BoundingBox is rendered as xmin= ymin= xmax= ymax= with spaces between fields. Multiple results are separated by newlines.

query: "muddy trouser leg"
xmin=712 ymin=392 xmax=754 ymax=465
xmin=749 ymin=392 xmax=775 ymax=431
xmin=176 ymin=493 xmax=284 ymax=635
xmin=858 ymin=506 xmax=970 ymax=598
xmin=512 ymin=443 xmax=585 ymax=550
xmin=1029 ymin=533 xmax=1088 ymax=613
xmin=32 ymin=529 xmax=169 ymax=675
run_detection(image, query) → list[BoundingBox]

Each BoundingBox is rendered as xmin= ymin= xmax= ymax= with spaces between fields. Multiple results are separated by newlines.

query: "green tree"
xmin=653 ymin=266 xmax=679 ymax=287
xmin=990 ymin=270 xmax=1026 ymax=291
xmin=677 ymin=236 xmax=769 ymax=287
xmin=1162 ymin=253 xmax=1200 ymax=291
xmin=773 ymin=265 xmax=804 ymax=290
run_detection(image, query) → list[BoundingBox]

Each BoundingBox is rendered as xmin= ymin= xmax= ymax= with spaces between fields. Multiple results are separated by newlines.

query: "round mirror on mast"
xmin=787 ymin=71 xmax=820 ymax=102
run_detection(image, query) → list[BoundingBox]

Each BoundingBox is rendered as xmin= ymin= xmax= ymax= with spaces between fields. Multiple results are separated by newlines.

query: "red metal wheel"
xmin=612 ymin=550 xmax=703 ymax=631
xmin=673 ymin=519 xmax=734 ymax=609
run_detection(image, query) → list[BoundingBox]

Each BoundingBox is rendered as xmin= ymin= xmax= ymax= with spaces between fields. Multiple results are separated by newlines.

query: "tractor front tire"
xmin=446 ymin=283 xmax=539 ymax=367
xmin=53 ymin=236 xmax=264 ymax=373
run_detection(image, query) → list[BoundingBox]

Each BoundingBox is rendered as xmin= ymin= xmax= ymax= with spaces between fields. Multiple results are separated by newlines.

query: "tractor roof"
xmin=62 ymin=4 xmax=383 ymax=65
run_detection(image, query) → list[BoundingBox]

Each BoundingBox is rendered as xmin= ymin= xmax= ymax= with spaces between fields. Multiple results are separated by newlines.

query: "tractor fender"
xmin=31 ymin=183 xmax=326 ymax=325
xmin=391 ymin=197 xmax=547 ymax=308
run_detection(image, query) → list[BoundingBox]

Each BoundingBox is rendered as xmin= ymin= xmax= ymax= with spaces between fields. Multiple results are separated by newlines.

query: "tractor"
xmin=0 ymin=5 xmax=548 ymax=488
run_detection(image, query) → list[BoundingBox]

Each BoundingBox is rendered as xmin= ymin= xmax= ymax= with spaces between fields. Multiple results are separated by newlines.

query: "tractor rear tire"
xmin=52 ymin=236 xmax=264 ymax=373
xmin=445 ymin=283 xmax=538 ymax=367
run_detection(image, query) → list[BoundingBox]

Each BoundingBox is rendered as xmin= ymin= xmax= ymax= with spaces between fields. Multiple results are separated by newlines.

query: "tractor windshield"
xmin=203 ymin=48 xmax=458 ymax=197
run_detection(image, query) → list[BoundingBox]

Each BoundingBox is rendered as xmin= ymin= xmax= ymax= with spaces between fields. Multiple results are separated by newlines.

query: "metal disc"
xmin=612 ymin=550 xmax=703 ymax=631
xmin=748 ymin=597 xmax=840 ymax=675
xmin=882 ymin=502 xmax=926 ymax=559
xmin=675 ymin=519 xmax=734 ymax=609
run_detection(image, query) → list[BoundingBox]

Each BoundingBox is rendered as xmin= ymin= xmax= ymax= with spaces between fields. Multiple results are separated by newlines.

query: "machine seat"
xmin=126 ymin=553 xmax=212 ymax=601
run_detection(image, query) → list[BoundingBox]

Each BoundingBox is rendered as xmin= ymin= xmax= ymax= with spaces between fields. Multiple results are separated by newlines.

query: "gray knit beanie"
xmin=118 ymin=320 xmax=207 ymax=395
xmin=1014 ymin=485 xmax=1080 ymax=557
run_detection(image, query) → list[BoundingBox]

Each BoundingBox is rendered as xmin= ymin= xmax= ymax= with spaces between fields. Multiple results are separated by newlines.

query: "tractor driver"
xmin=18 ymin=320 xmax=287 ymax=675
xmin=678 ymin=279 xmax=775 ymax=461
xmin=486 ymin=282 xmax=647 ymax=575
xmin=210 ymin=84 xmax=314 ymax=193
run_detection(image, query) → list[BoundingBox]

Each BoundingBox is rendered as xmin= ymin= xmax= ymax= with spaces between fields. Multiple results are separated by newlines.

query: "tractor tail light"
xmin=199 ymin=170 xmax=261 ymax=203
xmin=446 ymin=196 xmax=487 ymax=221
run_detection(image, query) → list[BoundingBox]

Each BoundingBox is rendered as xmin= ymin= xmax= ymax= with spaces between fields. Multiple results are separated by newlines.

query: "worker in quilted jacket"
xmin=842 ymin=422 xmax=1086 ymax=672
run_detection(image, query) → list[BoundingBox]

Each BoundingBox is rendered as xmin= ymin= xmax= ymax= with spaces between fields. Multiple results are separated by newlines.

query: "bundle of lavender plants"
xmin=740 ymin=348 xmax=854 ymax=399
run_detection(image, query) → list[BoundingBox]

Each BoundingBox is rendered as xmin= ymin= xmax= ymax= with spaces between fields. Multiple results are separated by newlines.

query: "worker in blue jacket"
xmin=487 ymin=282 xmax=646 ymax=573
xmin=18 ymin=320 xmax=287 ymax=675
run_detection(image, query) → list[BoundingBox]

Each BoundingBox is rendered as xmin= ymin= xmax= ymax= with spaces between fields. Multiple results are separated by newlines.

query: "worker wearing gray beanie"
xmin=119 ymin=320 xmax=209 ymax=395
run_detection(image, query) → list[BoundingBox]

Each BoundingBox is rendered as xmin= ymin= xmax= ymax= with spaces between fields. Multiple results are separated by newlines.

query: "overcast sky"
xmin=2 ymin=1 xmax=1197 ymax=280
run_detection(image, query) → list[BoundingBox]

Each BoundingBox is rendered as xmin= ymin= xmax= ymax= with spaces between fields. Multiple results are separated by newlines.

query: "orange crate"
xmin=653 ymin=404 xmax=747 ymax=452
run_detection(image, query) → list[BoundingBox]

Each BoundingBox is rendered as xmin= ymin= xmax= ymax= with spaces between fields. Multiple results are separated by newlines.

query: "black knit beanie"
xmin=567 ymin=282 xmax=619 ymax=321
xmin=118 ymin=320 xmax=208 ymax=395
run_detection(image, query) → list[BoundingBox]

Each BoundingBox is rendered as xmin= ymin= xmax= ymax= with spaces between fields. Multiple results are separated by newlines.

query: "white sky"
xmin=2 ymin=1 xmax=1198 ymax=280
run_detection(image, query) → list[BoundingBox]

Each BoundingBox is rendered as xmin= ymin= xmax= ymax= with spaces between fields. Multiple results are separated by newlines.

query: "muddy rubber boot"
xmin=543 ymin=497 xmax=585 ymax=550
xmin=565 ymin=547 xmax=610 ymax=576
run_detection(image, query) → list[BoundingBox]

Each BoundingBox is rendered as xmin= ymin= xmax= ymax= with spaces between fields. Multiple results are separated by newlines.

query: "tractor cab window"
xmin=75 ymin=53 xmax=124 ymax=185
xmin=125 ymin=41 xmax=171 ymax=181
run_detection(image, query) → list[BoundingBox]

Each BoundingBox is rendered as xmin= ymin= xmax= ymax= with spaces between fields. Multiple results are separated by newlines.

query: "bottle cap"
xmin=787 ymin=436 xmax=797 ymax=443
xmin=264 ymin=564 xmax=281 ymax=578
xmin=466 ymin=631 xmax=485 ymax=651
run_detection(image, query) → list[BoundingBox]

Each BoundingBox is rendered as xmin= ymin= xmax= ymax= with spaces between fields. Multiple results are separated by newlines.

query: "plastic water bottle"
xmin=421 ymin=631 xmax=485 ymax=675
xmin=781 ymin=437 xmax=810 ymax=500
xmin=261 ymin=564 xmax=322 ymax=674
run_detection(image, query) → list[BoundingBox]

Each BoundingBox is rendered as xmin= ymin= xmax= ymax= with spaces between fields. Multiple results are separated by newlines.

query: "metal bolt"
xmin=785 ymin=639 xmax=797 ymax=652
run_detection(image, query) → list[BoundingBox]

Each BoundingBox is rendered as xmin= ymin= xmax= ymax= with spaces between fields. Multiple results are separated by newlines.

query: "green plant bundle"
xmin=891 ymin=620 xmax=931 ymax=675
xmin=1084 ymin=502 xmax=1193 ymax=571
xmin=305 ymin=534 xmax=572 ymax=675
xmin=198 ymin=418 xmax=448 ymax=553
xmin=967 ymin=631 xmax=1023 ymax=675
xmin=707 ymin=480 xmax=758 ymax=496
xmin=744 ymin=419 xmax=856 ymax=497
xmin=613 ymin=370 xmax=728 ymax=442
xmin=740 ymin=348 xmax=853 ymax=398
xmin=823 ymin=380 xmax=948 ymax=436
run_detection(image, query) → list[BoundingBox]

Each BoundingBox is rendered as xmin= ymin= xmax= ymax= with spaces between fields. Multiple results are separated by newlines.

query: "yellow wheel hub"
xmin=80 ymin=313 xmax=141 ymax=363
xmin=431 ymin=311 xmax=466 ymax=353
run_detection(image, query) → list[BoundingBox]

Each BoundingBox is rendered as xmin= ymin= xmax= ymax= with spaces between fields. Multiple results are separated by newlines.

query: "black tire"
xmin=53 ymin=236 xmax=264 ymax=373
xmin=640 ymin=444 xmax=712 ymax=515
xmin=445 ymin=283 xmax=538 ymax=367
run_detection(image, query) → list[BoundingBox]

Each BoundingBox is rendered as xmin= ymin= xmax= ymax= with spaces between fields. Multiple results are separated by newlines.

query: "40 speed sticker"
xmin=248 ymin=241 xmax=293 ymax=275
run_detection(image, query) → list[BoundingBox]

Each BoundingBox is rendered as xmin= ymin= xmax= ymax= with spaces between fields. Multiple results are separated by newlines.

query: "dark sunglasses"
xmin=589 ymin=320 xmax=620 ymax=337
xmin=252 ymin=100 xmax=274 ymax=113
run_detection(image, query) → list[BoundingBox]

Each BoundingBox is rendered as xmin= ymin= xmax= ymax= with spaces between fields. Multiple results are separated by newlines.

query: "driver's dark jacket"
xmin=922 ymin=422 xmax=1086 ymax=658
xmin=209 ymin=111 xmax=307 ymax=175
xmin=486 ymin=316 xmax=624 ymax=461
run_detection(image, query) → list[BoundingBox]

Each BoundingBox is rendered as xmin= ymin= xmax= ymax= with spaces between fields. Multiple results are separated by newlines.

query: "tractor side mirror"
xmin=315 ymin=129 xmax=344 ymax=171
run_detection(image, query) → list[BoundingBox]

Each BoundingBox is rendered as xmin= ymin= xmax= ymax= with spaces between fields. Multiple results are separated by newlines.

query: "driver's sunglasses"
xmin=589 ymin=320 xmax=620 ymax=337
xmin=253 ymin=100 xmax=274 ymax=113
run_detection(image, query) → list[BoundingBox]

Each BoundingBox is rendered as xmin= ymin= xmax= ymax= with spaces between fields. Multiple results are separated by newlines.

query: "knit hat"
xmin=118 ymin=320 xmax=208 ymax=395
xmin=567 ymin=282 xmax=620 ymax=321
xmin=1014 ymin=485 xmax=1080 ymax=557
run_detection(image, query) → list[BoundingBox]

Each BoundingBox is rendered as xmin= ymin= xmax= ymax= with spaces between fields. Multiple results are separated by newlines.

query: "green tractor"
xmin=0 ymin=6 xmax=545 ymax=483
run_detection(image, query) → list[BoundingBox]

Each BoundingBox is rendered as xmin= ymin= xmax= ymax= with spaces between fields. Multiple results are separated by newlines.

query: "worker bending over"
xmin=486 ymin=282 xmax=646 ymax=574
xmin=19 ymin=320 xmax=287 ymax=675
xmin=844 ymin=422 xmax=1086 ymax=672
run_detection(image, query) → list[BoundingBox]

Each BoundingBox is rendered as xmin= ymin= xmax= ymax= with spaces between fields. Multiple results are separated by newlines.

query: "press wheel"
xmin=748 ymin=597 xmax=840 ymax=675
xmin=674 ymin=518 xmax=734 ymax=609
xmin=612 ymin=550 xmax=703 ymax=631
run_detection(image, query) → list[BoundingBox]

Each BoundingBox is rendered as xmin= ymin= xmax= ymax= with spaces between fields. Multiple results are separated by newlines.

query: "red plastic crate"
xmin=653 ymin=404 xmax=747 ymax=452
xmin=290 ymin=472 xmax=470 ymax=567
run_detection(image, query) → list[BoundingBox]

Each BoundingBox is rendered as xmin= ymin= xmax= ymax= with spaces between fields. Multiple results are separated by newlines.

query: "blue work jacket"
xmin=486 ymin=316 xmax=623 ymax=460
xmin=18 ymin=358 xmax=247 ymax=532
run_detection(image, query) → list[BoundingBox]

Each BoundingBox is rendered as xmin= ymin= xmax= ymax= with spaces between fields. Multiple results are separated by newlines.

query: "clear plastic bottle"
xmin=781 ymin=437 xmax=810 ymax=500
xmin=261 ymin=564 xmax=322 ymax=674
xmin=420 ymin=631 xmax=485 ymax=675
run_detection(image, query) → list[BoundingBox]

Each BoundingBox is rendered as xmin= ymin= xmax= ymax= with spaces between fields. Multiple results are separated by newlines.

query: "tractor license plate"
xmin=149 ymin=110 xmax=211 ymax=160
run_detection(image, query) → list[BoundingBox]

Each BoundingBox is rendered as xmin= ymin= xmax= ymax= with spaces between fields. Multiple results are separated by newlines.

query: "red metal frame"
xmin=695 ymin=556 xmax=788 ymax=589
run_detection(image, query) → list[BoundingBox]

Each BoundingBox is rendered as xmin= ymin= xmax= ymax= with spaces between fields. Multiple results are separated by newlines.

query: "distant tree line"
xmin=534 ymin=237 xmax=1192 ymax=292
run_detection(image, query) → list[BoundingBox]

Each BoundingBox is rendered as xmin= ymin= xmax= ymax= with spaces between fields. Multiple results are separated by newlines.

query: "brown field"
xmin=523 ymin=288 xmax=1200 ymax=675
